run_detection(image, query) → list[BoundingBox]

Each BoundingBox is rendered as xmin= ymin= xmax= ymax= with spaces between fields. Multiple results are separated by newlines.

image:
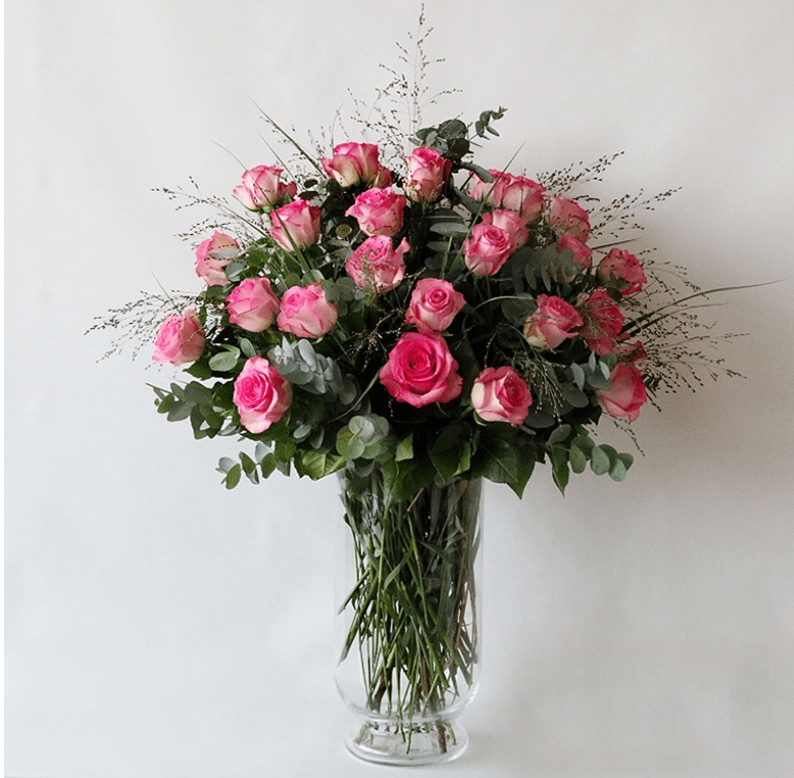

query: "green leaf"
xmin=550 ymin=447 xmax=570 ymax=494
xmin=590 ymin=446 xmax=611 ymax=476
xmin=547 ymin=424 xmax=571 ymax=446
xmin=569 ymin=442 xmax=588 ymax=474
xmin=395 ymin=433 xmax=414 ymax=462
xmin=209 ymin=349 xmax=240 ymax=372
xmin=295 ymin=450 xmax=346 ymax=480
xmin=223 ymin=464 xmax=242 ymax=489
xmin=430 ymin=425 xmax=471 ymax=482
xmin=609 ymin=457 xmax=628 ymax=481
xmin=167 ymin=401 xmax=192 ymax=422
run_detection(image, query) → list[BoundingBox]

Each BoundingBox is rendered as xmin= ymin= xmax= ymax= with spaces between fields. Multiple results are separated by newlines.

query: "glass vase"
xmin=335 ymin=466 xmax=483 ymax=766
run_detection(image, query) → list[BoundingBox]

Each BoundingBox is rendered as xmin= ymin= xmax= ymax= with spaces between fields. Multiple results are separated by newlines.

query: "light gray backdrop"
xmin=6 ymin=1 xmax=794 ymax=776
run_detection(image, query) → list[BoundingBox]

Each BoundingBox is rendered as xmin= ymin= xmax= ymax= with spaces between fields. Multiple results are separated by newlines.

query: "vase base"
xmin=344 ymin=719 xmax=469 ymax=766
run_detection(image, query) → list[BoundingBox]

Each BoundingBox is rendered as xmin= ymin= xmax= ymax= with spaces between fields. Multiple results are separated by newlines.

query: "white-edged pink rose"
xmin=547 ymin=196 xmax=591 ymax=242
xmin=523 ymin=294 xmax=583 ymax=350
xmin=195 ymin=231 xmax=239 ymax=286
xmin=152 ymin=309 xmax=206 ymax=365
xmin=404 ymin=147 xmax=451 ymax=203
xmin=321 ymin=142 xmax=391 ymax=188
xmin=405 ymin=278 xmax=466 ymax=332
xmin=379 ymin=331 xmax=463 ymax=408
xmin=269 ymin=199 xmax=322 ymax=251
xmin=471 ymin=366 xmax=532 ymax=426
xmin=232 ymin=356 xmax=292 ymax=434
xmin=470 ymin=170 xmax=546 ymax=222
xmin=345 ymin=235 xmax=409 ymax=293
xmin=596 ymin=362 xmax=647 ymax=422
xmin=225 ymin=277 xmax=280 ymax=333
xmin=480 ymin=209 xmax=529 ymax=251
xmin=233 ymin=165 xmax=297 ymax=212
xmin=597 ymin=247 xmax=647 ymax=295
xmin=463 ymin=223 xmax=513 ymax=277
xmin=277 ymin=282 xmax=338 ymax=339
xmin=345 ymin=187 xmax=407 ymax=237
xmin=557 ymin=234 xmax=593 ymax=271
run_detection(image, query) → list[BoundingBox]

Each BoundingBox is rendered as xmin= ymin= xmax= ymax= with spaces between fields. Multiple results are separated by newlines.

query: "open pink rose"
xmin=345 ymin=235 xmax=409 ymax=293
xmin=523 ymin=294 xmax=583 ymax=350
xmin=277 ymin=282 xmax=338 ymax=339
xmin=404 ymin=147 xmax=451 ymax=203
xmin=463 ymin=223 xmax=513 ymax=276
xmin=578 ymin=288 xmax=625 ymax=356
xmin=233 ymin=165 xmax=297 ymax=212
xmin=557 ymin=234 xmax=593 ymax=271
xmin=321 ymin=142 xmax=391 ymax=188
xmin=379 ymin=332 xmax=463 ymax=408
xmin=471 ymin=366 xmax=532 ymax=426
xmin=597 ymin=247 xmax=647 ymax=295
xmin=233 ymin=356 xmax=292 ymax=434
xmin=405 ymin=278 xmax=466 ymax=332
xmin=152 ymin=309 xmax=205 ymax=365
xmin=195 ymin=231 xmax=239 ymax=286
xmin=269 ymin=199 xmax=322 ymax=251
xmin=480 ymin=209 xmax=529 ymax=251
xmin=596 ymin=362 xmax=647 ymax=422
xmin=547 ymin=196 xmax=591 ymax=242
xmin=345 ymin=187 xmax=406 ymax=237
xmin=225 ymin=277 xmax=280 ymax=333
xmin=470 ymin=170 xmax=546 ymax=223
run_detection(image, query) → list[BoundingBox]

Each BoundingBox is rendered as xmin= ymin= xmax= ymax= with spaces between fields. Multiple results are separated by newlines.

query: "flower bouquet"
xmin=92 ymin=33 xmax=743 ymax=765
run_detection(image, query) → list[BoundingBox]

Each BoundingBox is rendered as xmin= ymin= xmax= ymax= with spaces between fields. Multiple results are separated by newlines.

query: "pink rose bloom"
xmin=470 ymin=170 xmax=546 ymax=222
xmin=523 ymin=294 xmax=583 ymax=350
xmin=152 ymin=309 xmax=205 ymax=365
xmin=345 ymin=235 xmax=409 ymax=293
xmin=463 ymin=223 xmax=513 ymax=276
xmin=471 ymin=366 xmax=533 ymax=426
xmin=578 ymin=288 xmax=625 ymax=356
xmin=557 ymin=234 xmax=593 ymax=271
xmin=233 ymin=356 xmax=292 ymax=434
xmin=233 ymin=165 xmax=297 ymax=212
xmin=195 ymin=231 xmax=240 ymax=286
xmin=596 ymin=362 xmax=648 ymax=422
xmin=269 ymin=199 xmax=322 ymax=251
xmin=597 ymin=247 xmax=648 ymax=295
xmin=480 ymin=209 xmax=529 ymax=251
xmin=379 ymin=332 xmax=463 ymax=408
xmin=321 ymin=142 xmax=391 ymax=188
xmin=405 ymin=278 xmax=467 ymax=332
xmin=345 ymin=187 xmax=407 ymax=237
xmin=614 ymin=338 xmax=647 ymax=363
xmin=547 ymin=196 xmax=591 ymax=242
xmin=225 ymin=277 xmax=280 ymax=333
xmin=277 ymin=282 xmax=338 ymax=339
xmin=404 ymin=147 xmax=452 ymax=203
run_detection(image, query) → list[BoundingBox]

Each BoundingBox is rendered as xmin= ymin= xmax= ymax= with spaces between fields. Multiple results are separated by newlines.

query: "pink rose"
xmin=523 ymin=294 xmax=583 ymax=350
xmin=152 ymin=309 xmax=205 ymax=365
xmin=596 ymin=362 xmax=647 ymax=422
xmin=321 ymin=142 xmax=391 ymax=188
xmin=547 ymin=196 xmax=591 ymax=242
xmin=379 ymin=332 xmax=463 ymax=408
xmin=404 ymin=147 xmax=451 ymax=203
xmin=471 ymin=366 xmax=533 ymax=426
xmin=277 ymin=282 xmax=338 ymax=339
xmin=405 ymin=278 xmax=467 ymax=332
xmin=269 ymin=199 xmax=322 ymax=251
xmin=195 ymin=231 xmax=240 ymax=286
xmin=597 ymin=248 xmax=648 ymax=295
xmin=613 ymin=338 xmax=647 ymax=363
xmin=345 ymin=187 xmax=407 ymax=237
xmin=578 ymin=288 xmax=625 ymax=356
xmin=463 ymin=223 xmax=513 ymax=277
xmin=557 ymin=234 xmax=593 ymax=271
xmin=345 ymin=235 xmax=409 ymax=293
xmin=225 ymin=277 xmax=280 ymax=333
xmin=233 ymin=356 xmax=292 ymax=434
xmin=480 ymin=209 xmax=529 ymax=251
xmin=233 ymin=165 xmax=297 ymax=212
xmin=470 ymin=170 xmax=546 ymax=222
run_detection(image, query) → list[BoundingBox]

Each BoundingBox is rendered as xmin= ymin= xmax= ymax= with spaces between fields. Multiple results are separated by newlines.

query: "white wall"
xmin=6 ymin=1 xmax=794 ymax=776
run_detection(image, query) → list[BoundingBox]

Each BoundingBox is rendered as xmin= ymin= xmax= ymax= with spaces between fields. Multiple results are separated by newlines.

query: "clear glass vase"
xmin=335 ymin=466 xmax=483 ymax=766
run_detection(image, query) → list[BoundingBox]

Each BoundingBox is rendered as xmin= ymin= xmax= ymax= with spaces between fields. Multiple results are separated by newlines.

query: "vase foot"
xmin=344 ymin=719 xmax=469 ymax=766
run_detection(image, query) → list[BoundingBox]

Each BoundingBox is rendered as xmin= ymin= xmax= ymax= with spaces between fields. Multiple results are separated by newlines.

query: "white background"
xmin=5 ymin=1 xmax=794 ymax=776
